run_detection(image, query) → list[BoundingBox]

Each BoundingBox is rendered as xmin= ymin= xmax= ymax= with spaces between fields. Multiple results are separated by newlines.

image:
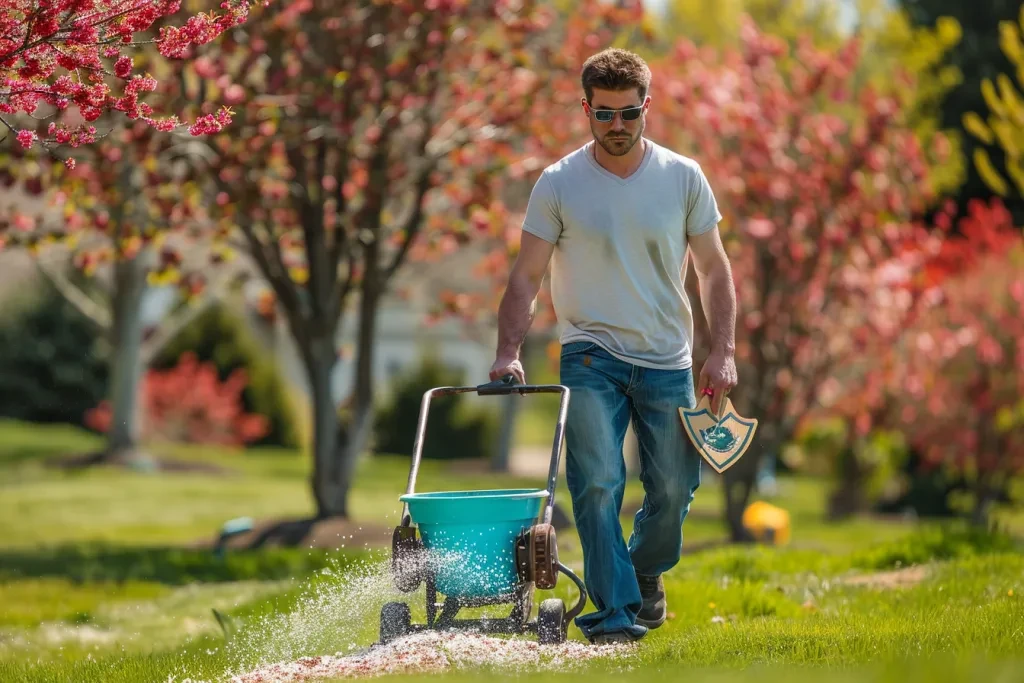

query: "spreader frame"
xmin=382 ymin=374 xmax=588 ymax=646
xmin=399 ymin=375 xmax=570 ymax=529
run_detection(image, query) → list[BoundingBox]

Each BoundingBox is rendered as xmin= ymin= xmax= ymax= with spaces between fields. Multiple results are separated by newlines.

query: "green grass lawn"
xmin=2 ymin=418 xmax=1023 ymax=683
xmin=3 ymin=527 xmax=1022 ymax=683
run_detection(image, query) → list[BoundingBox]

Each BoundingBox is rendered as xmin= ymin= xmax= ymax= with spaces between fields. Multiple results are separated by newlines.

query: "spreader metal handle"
xmin=476 ymin=374 xmax=523 ymax=395
xmin=400 ymin=375 xmax=570 ymax=528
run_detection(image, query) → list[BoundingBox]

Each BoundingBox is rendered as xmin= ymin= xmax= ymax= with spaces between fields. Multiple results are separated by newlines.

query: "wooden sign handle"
xmin=698 ymin=386 xmax=732 ymax=421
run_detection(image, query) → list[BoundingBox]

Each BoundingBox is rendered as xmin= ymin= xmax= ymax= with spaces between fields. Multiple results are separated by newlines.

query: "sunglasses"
xmin=590 ymin=105 xmax=644 ymax=123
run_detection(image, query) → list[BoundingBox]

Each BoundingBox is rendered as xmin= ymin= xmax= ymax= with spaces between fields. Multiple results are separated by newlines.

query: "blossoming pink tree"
xmin=0 ymin=0 xmax=260 ymax=465
xmin=180 ymin=0 xmax=641 ymax=520
xmin=1 ymin=0 xmax=267 ymax=157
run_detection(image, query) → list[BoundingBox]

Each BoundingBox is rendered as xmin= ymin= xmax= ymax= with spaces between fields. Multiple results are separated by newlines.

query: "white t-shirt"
xmin=521 ymin=137 xmax=722 ymax=370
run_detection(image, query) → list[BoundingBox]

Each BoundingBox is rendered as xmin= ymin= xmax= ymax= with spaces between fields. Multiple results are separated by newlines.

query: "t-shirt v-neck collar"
xmin=584 ymin=137 xmax=653 ymax=186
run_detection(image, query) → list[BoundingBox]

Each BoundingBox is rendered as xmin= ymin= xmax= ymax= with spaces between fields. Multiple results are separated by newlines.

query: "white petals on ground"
xmin=229 ymin=631 xmax=637 ymax=682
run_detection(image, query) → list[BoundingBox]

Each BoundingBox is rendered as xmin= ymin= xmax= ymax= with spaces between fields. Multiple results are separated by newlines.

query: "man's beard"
xmin=592 ymin=120 xmax=643 ymax=157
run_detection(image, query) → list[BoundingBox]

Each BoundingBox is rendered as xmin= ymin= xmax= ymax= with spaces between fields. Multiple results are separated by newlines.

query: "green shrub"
xmin=373 ymin=354 xmax=500 ymax=460
xmin=849 ymin=523 xmax=1020 ymax=570
xmin=150 ymin=303 xmax=302 ymax=450
xmin=0 ymin=281 xmax=108 ymax=426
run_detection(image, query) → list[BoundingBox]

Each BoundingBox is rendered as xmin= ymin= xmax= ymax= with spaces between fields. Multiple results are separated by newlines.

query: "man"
xmin=489 ymin=48 xmax=738 ymax=644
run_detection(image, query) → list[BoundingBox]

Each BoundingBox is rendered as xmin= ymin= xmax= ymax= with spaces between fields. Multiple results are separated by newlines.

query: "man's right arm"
xmin=491 ymin=232 xmax=555 ymax=382
xmin=491 ymin=171 xmax=561 ymax=382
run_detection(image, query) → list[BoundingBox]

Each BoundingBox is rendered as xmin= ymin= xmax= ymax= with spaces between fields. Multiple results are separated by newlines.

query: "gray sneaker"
xmin=635 ymin=573 xmax=666 ymax=629
xmin=589 ymin=627 xmax=647 ymax=645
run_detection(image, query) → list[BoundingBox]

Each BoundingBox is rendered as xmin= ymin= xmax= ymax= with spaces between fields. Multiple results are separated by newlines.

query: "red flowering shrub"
xmin=85 ymin=352 xmax=269 ymax=447
xmin=817 ymin=198 xmax=1024 ymax=522
xmin=891 ymin=239 xmax=1024 ymax=521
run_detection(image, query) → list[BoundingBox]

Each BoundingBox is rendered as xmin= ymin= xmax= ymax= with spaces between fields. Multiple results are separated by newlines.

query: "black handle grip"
xmin=476 ymin=373 xmax=519 ymax=395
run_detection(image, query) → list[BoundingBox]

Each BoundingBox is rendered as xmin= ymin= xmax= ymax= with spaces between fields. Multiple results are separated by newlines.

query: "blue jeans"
xmin=559 ymin=340 xmax=702 ymax=640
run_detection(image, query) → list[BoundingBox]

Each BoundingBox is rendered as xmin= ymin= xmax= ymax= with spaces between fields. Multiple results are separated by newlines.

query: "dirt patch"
xmin=841 ymin=564 xmax=930 ymax=589
xmin=190 ymin=516 xmax=395 ymax=551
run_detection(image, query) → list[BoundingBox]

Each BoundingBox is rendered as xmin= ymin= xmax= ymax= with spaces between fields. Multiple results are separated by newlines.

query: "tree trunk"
xmin=492 ymin=393 xmax=518 ymax=472
xmin=970 ymin=491 xmax=993 ymax=529
xmin=969 ymin=457 xmax=998 ymax=529
xmin=723 ymin=461 xmax=757 ymax=542
xmin=970 ymin=437 xmax=998 ymax=530
xmin=335 ymin=393 xmax=374 ymax=518
xmin=721 ymin=407 xmax=778 ymax=542
xmin=306 ymin=335 xmax=344 ymax=518
xmin=721 ymin=274 xmax=770 ymax=542
xmin=969 ymin=412 xmax=997 ymax=529
xmin=105 ymin=255 xmax=150 ymax=467
xmin=827 ymin=440 xmax=868 ymax=520
xmin=306 ymin=286 xmax=383 ymax=519
xmin=333 ymin=285 xmax=382 ymax=517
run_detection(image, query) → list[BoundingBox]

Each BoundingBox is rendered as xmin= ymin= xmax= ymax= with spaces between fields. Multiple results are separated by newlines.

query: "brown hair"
xmin=580 ymin=48 xmax=652 ymax=103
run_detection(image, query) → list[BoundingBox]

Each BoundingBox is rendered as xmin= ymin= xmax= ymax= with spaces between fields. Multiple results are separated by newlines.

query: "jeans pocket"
xmin=560 ymin=341 xmax=599 ymax=358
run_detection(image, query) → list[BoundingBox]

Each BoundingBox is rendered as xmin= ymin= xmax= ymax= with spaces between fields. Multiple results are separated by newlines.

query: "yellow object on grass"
xmin=742 ymin=500 xmax=791 ymax=546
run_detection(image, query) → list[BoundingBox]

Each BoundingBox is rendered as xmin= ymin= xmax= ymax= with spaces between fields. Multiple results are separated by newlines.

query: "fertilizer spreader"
xmin=380 ymin=374 xmax=587 ymax=646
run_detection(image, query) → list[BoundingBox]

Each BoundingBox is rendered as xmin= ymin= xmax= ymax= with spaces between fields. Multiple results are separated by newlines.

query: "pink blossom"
xmin=114 ymin=56 xmax=133 ymax=79
xmin=16 ymin=130 xmax=36 ymax=149
xmin=746 ymin=217 xmax=775 ymax=238
xmin=187 ymin=108 xmax=234 ymax=135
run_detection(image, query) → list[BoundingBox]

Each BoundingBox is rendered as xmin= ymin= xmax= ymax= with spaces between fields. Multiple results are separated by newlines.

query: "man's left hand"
xmin=696 ymin=348 xmax=738 ymax=418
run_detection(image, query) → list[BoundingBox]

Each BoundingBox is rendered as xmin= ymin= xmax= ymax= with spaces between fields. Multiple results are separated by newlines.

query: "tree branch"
xmin=34 ymin=258 xmax=112 ymax=332
xmin=322 ymin=77 xmax=364 ymax=326
xmin=384 ymin=167 xmax=433 ymax=283
xmin=425 ymin=120 xmax=490 ymax=162
xmin=139 ymin=271 xmax=243 ymax=366
xmin=327 ymin=78 xmax=359 ymax=270
xmin=328 ymin=247 xmax=358 ymax=335
xmin=139 ymin=296 xmax=212 ymax=367
xmin=382 ymin=33 xmax=448 ymax=283
xmin=286 ymin=139 xmax=332 ymax=330
xmin=2 ymin=2 xmax=144 ymax=62
xmin=236 ymin=216 xmax=311 ymax=349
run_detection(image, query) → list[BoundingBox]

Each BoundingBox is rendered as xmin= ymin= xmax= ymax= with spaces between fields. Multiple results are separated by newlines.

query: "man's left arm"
xmin=684 ymin=256 xmax=710 ymax=362
xmin=688 ymin=225 xmax=738 ymax=417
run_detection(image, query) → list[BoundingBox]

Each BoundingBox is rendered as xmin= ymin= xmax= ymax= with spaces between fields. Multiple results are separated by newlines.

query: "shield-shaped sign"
xmin=679 ymin=395 xmax=758 ymax=473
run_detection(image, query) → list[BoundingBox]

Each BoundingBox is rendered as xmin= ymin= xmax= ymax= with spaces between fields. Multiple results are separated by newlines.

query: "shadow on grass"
xmin=47 ymin=449 xmax=234 ymax=474
xmin=0 ymin=543 xmax=374 ymax=585
xmin=0 ymin=444 xmax=84 ymax=468
xmin=204 ymin=515 xmax=395 ymax=551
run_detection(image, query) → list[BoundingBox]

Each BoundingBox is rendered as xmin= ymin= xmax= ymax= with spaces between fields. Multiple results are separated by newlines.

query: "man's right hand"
xmin=489 ymin=356 xmax=526 ymax=384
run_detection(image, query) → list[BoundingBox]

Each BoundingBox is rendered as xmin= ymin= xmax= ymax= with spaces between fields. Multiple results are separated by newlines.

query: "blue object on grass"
xmin=213 ymin=516 xmax=255 ymax=560
xmin=221 ymin=517 xmax=254 ymax=536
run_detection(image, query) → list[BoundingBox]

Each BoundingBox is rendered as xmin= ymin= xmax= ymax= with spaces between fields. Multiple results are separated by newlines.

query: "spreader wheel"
xmin=530 ymin=523 xmax=559 ymax=590
xmin=391 ymin=526 xmax=424 ymax=593
xmin=380 ymin=601 xmax=411 ymax=644
xmin=537 ymin=598 xmax=566 ymax=645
